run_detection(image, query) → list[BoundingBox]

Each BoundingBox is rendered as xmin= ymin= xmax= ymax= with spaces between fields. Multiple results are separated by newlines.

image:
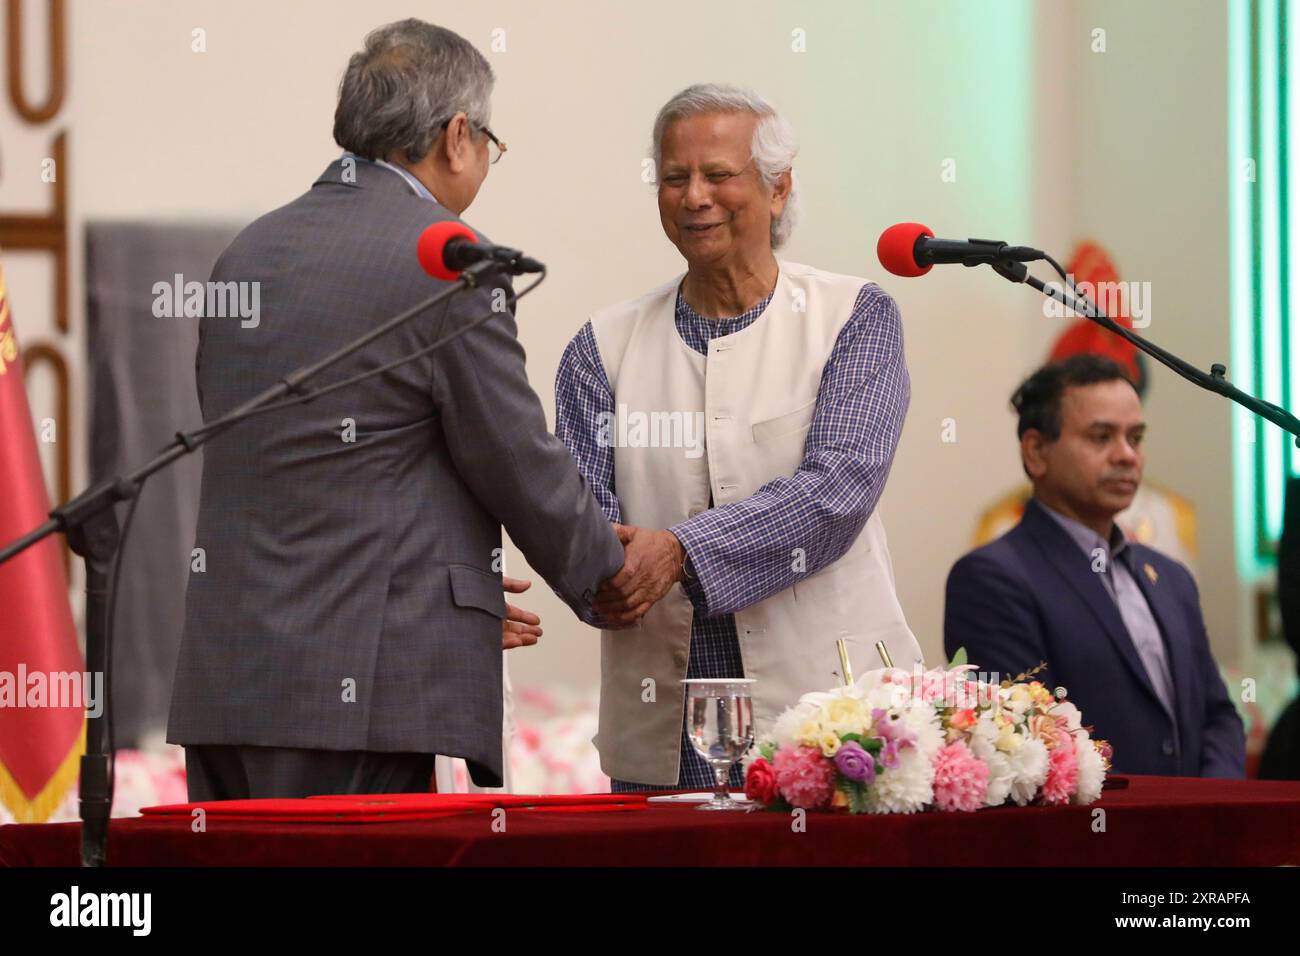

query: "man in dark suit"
xmin=944 ymin=355 xmax=1245 ymax=777
xmin=167 ymin=20 xmax=624 ymax=798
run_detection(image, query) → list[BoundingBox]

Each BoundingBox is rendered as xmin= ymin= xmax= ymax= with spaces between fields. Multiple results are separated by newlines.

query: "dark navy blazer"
xmin=943 ymin=497 xmax=1245 ymax=777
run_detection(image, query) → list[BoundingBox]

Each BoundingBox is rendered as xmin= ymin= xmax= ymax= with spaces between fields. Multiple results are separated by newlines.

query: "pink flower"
xmin=772 ymin=745 xmax=837 ymax=810
xmin=744 ymin=758 xmax=779 ymax=805
xmin=1029 ymin=713 xmax=1067 ymax=748
xmin=931 ymin=741 xmax=990 ymax=812
xmin=871 ymin=709 xmax=917 ymax=747
xmin=880 ymin=739 xmax=902 ymax=769
xmin=1043 ymin=734 xmax=1079 ymax=804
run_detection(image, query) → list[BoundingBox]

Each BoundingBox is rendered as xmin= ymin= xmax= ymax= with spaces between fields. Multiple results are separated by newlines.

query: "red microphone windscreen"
xmin=877 ymin=222 xmax=935 ymax=277
xmin=417 ymin=221 xmax=478 ymax=281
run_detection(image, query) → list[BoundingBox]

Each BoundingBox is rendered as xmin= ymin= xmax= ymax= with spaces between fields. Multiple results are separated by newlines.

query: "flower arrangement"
xmin=742 ymin=654 xmax=1112 ymax=814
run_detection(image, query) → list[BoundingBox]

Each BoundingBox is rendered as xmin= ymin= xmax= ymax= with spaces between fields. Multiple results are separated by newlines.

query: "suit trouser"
xmin=183 ymin=744 xmax=436 ymax=801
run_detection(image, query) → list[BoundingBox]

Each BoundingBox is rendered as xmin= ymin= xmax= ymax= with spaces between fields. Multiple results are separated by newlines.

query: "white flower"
xmin=983 ymin=750 xmax=1015 ymax=807
xmin=856 ymin=668 xmax=912 ymax=711
xmin=969 ymin=716 xmax=1015 ymax=806
xmin=861 ymin=681 xmax=910 ymax=713
xmin=831 ymin=681 xmax=870 ymax=702
xmin=1002 ymin=683 xmax=1034 ymax=719
xmin=821 ymin=695 xmax=871 ymax=736
xmin=996 ymin=719 xmax=1024 ymax=754
xmin=1007 ymin=737 xmax=1049 ymax=806
xmin=897 ymin=700 xmax=944 ymax=758
xmin=794 ymin=719 xmax=824 ymax=747
xmin=1074 ymin=733 xmax=1105 ymax=804
xmin=797 ymin=690 xmax=839 ymax=711
xmin=864 ymin=746 xmax=935 ymax=814
xmin=971 ymin=711 xmax=999 ymax=748
xmin=771 ymin=700 xmax=819 ymax=746
xmin=852 ymin=667 xmax=890 ymax=694
xmin=1051 ymin=700 xmax=1083 ymax=731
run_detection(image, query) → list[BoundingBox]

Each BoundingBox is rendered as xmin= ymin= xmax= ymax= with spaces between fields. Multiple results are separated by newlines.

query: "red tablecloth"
xmin=3 ymin=775 xmax=1299 ymax=866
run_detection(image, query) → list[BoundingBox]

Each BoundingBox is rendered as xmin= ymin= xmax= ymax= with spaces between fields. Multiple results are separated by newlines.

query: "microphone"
xmin=416 ymin=221 xmax=544 ymax=281
xmin=876 ymin=222 xmax=1044 ymax=277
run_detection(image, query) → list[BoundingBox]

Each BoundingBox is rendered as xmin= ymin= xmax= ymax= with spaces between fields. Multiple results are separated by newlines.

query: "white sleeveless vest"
xmin=590 ymin=261 xmax=923 ymax=785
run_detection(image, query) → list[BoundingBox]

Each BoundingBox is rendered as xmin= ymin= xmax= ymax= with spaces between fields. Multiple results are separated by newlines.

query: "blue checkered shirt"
xmin=555 ymin=281 xmax=910 ymax=791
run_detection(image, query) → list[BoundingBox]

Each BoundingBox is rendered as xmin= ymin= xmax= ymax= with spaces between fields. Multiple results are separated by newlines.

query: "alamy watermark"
xmin=1042 ymin=273 xmax=1151 ymax=328
xmin=595 ymin=405 xmax=705 ymax=459
xmin=152 ymin=273 xmax=260 ymax=328
xmin=0 ymin=666 xmax=103 ymax=718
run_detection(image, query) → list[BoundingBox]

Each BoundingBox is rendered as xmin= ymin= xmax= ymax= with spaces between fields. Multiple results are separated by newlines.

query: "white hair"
xmin=651 ymin=83 xmax=800 ymax=249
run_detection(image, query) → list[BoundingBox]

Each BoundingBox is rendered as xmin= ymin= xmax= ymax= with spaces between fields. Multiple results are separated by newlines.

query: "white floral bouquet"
xmin=742 ymin=655 xmax=1112 ymax=814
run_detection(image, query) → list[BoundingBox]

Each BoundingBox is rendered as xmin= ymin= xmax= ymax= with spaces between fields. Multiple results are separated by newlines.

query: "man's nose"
xmin=684 ymin=173 xmax=712 ymax=209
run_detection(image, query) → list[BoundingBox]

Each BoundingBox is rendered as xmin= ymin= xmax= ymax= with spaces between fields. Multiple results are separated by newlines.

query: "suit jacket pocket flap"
xmin=449 ymin=564 xmax=506 ymax=618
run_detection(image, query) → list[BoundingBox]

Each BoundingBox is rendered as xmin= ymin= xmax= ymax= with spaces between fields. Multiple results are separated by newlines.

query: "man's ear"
xmin=443 ymin=112 xmax=471 ymax=173
xmin=1021 ymin=429 xmax=1049 ymax=481
xmin=770 ymin=169 xmax=792 ymax=217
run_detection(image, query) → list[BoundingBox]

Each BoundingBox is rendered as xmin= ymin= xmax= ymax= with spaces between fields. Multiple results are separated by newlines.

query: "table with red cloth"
xmin=2 ymin=776 xmax=1299 ymax=866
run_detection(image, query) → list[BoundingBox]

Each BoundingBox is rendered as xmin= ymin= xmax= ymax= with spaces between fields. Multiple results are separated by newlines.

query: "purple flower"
xmin=872 ymin=710 xmax=917 ymax=747
xmin=834 ymin=741 xmax=876 ymax=785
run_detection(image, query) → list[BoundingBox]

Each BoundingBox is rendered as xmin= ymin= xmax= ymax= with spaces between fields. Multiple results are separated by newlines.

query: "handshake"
xmin=591 ymin=522 xmax=688 ymax=629
xmin=499 ymin=522 xmax=687 ymax=649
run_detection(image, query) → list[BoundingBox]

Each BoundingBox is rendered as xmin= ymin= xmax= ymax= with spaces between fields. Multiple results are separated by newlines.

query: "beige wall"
xmin=0 ymin=1 xmax=1250 ymax=703
xmin=1062 ymin=0 xmax=1243 ymax=661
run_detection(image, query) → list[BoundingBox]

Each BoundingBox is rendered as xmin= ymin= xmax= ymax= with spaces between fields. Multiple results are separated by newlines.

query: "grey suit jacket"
xmin=166 ymin=158 xmax=623 ymax=786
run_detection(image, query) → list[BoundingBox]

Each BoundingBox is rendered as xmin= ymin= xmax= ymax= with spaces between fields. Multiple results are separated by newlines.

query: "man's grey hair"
xmin=334 ymin=19 xmax=494 ymax=164
xmin=651 ymin=83 xmax=800 ymax=249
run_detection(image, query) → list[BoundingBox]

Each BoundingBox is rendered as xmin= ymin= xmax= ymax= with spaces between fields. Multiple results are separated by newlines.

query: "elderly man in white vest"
xmin=555 ymin=83 xmax=923 ymax=791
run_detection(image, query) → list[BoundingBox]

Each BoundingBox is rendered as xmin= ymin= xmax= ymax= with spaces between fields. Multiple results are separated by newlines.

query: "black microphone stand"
xmin=986 ymin=255 xmax=1300 ymax=446
xmin=0 ymin=257 xmax=513 ymax=866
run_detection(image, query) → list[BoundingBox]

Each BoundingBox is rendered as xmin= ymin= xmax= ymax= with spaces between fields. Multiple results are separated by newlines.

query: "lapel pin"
xmin=1144 ymin=563 xmax=1158 ymax=585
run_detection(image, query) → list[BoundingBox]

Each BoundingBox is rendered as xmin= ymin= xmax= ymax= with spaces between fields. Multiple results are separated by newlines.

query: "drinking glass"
xmin=683 ymin=678 xmax=756 ymax=811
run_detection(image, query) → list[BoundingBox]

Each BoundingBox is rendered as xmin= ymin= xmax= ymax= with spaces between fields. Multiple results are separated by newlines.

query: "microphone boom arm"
xmin=987 ymin=256 xmax=1300 ymax=446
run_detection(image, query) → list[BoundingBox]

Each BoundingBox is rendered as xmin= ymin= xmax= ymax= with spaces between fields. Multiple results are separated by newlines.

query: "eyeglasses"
xmin=439 ymin=116 xmax=507 ymax=164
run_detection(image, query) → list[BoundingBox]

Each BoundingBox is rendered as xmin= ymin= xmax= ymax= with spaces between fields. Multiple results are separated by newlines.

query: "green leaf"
xmin=836 ymin=775 xmax=870 ymax=814
xmin=947 ymin=646 xmax=968 ymax=669
xmin=841 ymin=733 xmax=883 ymax=754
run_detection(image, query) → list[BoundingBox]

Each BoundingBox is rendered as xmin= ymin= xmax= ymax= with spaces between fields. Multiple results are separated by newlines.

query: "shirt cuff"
xmin=669 ymin=519 xmax=713 ymax=614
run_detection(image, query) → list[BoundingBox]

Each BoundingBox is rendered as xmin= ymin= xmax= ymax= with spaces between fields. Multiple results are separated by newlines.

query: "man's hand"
xmin=502 ymin=576 xmax=543 ymax=650
xmin=592 ymin=523 xmax=685 ymax=628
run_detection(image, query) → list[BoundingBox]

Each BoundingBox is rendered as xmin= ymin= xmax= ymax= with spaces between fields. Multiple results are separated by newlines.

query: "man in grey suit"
xmin=167 ymin=20 xmax=624 ymax=799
